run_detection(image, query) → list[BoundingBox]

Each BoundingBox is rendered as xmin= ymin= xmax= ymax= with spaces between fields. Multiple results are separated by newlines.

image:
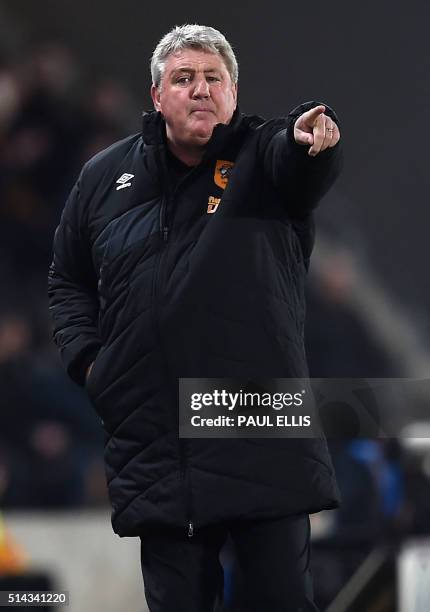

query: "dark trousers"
xmin=139 ymin=513 xmax=319 ymax=612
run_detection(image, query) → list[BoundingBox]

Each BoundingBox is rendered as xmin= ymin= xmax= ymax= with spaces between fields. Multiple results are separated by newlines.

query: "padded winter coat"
xmin=48 ymin=101 xmax=342 ymax=537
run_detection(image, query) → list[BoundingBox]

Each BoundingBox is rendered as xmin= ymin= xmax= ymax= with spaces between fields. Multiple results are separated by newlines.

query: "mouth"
xmin=190 ymin=109 xmax=215 ymax=114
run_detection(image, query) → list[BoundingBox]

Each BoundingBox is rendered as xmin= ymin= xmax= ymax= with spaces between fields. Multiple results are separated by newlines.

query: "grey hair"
xmin=151 ymin=24 xmax=238 ymax=88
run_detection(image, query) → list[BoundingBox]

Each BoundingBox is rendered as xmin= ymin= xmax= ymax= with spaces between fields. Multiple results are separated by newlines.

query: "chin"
xmin=189 ymin=119 xmax=216 ymax=141
xmin=197 ymin=123 xmax=217 ymax=138
xmin=185 ymin=131 xmax=212 ymax=147
xmin=196 ymin=134 xmax=213 ymax=145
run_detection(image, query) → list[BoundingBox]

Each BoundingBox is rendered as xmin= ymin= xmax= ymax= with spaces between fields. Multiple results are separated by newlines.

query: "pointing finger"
xmin=303 ymin=105 xmax=326 ymax=127
xmin=308 ymin=113 xmax=326 ymax=156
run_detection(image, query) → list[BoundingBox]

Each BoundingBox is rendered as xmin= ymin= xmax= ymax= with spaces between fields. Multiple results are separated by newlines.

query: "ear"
xmin=232 ymin=83 xmax=238 ymax=108
xmin=151 ymin=84 xmax=162 ymax=112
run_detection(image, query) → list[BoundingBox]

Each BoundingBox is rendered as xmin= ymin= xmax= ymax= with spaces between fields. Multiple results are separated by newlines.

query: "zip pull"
xmin=163 ymin=226 xmax=169 ymax=242
xmin=187 ymin=521 xmax=194 ymax=538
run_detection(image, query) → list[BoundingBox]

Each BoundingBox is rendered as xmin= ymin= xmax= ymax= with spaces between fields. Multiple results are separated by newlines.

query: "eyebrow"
xmin=170 ymin=67 xmax=221 ymax=76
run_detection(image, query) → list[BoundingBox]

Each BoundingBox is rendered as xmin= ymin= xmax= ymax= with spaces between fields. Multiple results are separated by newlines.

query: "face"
xmin=151 ymin=48 xmax=238 ymax=149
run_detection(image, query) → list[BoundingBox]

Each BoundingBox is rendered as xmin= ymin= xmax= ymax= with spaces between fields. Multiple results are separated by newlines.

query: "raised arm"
xmin=264 ymin=100 xmax=343 ymax=217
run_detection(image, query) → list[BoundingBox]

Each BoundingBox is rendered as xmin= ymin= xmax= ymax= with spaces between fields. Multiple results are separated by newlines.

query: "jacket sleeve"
xmin=263 ymin=100 xmax=343 ymax=217
xmin=48 ymin=170 xmax=101 ymax=387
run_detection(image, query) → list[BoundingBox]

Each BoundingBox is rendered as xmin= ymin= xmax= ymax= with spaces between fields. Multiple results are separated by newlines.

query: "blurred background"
xmin=0 ymin=1 xmax=429 ymax=610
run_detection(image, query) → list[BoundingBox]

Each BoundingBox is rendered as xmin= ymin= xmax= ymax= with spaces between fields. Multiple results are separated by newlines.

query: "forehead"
xmin=163 ymin=48 xmax=228 ymax=74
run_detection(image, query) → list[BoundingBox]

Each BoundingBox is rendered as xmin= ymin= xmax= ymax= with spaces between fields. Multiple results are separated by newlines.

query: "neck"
xmin=167 ymin=140 xmax=205 ymax=167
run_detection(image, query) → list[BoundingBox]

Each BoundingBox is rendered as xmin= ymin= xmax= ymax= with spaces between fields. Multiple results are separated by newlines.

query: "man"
xmin=48 ymin=24 xmax=342 ymax=612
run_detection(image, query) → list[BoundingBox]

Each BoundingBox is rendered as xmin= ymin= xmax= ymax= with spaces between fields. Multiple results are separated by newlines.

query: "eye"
xmin=176 ymin=76 xmax=191 ymax=85
xmin=207 ymin=76 xmax=221 ymax=82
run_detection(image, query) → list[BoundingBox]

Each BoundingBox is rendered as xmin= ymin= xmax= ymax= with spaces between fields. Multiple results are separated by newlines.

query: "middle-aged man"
xmin=49 ymin=24 xmax=342 ymax=612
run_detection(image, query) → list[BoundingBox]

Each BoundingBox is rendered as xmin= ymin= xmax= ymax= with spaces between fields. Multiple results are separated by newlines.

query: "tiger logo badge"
xmin=214 ymin=160 xmax=234 ymax=190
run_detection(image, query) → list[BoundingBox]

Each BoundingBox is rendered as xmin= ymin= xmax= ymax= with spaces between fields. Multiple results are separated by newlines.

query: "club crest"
xmin=214 ymin=160 xmax=234 ymax=190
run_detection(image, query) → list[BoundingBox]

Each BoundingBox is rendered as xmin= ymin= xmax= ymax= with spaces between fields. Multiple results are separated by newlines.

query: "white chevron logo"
xmin=116 ymin=173 xmax=134 ymax=190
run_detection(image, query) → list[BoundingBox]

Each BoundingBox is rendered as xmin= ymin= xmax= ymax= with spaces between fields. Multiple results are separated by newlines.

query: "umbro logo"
xmin=116 ymin=173 xmax=134 ymax=190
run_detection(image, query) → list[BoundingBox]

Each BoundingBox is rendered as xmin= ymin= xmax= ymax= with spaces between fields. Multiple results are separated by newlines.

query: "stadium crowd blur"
xmin=0 ymin=42 xmax=139 ymax=510
xmin=1 ymin=41 xmax=430 ymax=608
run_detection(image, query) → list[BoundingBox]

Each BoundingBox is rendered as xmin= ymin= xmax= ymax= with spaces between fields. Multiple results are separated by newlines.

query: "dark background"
xmin=0 ymin=2 xmax=428 ymax=609
xmin=2 ymin=0 xmax=428 ymax=315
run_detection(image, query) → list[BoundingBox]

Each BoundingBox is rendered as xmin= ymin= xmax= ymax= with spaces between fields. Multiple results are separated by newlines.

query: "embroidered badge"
xmin=207 ymin=196 xmax=221 ymax=214
xmin=214 ymin=160 xmax=234 ymax=190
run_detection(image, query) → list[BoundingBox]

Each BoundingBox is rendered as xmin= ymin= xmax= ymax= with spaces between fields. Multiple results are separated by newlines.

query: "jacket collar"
xmin=141 ymin=106 xmax=249 ymax=159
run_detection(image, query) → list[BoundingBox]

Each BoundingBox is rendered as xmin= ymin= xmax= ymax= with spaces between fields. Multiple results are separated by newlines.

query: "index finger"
xmin=305 ymin=105 xmax=326 ymax=125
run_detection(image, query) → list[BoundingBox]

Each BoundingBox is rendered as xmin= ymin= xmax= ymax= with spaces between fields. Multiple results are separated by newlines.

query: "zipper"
xmin=152 ymin=245 xmax=195 ymax=540
xmin=159 ymin=156 xmax=209 ymax=244
xmin=179 ymin=437 xmax=195 ymax=538
xmin=97 ymin=264 xmax=109 ymax=340
xmin=159 ymin=185 xmax=169 ymax=240
xmin=155 ymin=145 xmax=199 ymax=538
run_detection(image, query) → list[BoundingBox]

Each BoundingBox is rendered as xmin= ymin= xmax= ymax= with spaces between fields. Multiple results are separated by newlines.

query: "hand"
xmin=85 ymin=361 xmax=95 ymax=382
xmin=293 ymin=105 xmax=341 ymax=157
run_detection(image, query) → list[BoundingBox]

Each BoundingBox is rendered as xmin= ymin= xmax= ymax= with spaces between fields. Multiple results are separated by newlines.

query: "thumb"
xmin=294 ymin=129 xmax=314 ymax=146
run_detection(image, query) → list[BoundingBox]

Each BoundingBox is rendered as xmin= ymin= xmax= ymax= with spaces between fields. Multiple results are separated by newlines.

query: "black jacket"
xmin=48 ymin=101 xmax=343 ymax=537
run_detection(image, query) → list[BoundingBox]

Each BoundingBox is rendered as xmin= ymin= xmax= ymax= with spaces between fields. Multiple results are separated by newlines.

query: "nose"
xmin=192 ymin=77 xmax=210 ymax=99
